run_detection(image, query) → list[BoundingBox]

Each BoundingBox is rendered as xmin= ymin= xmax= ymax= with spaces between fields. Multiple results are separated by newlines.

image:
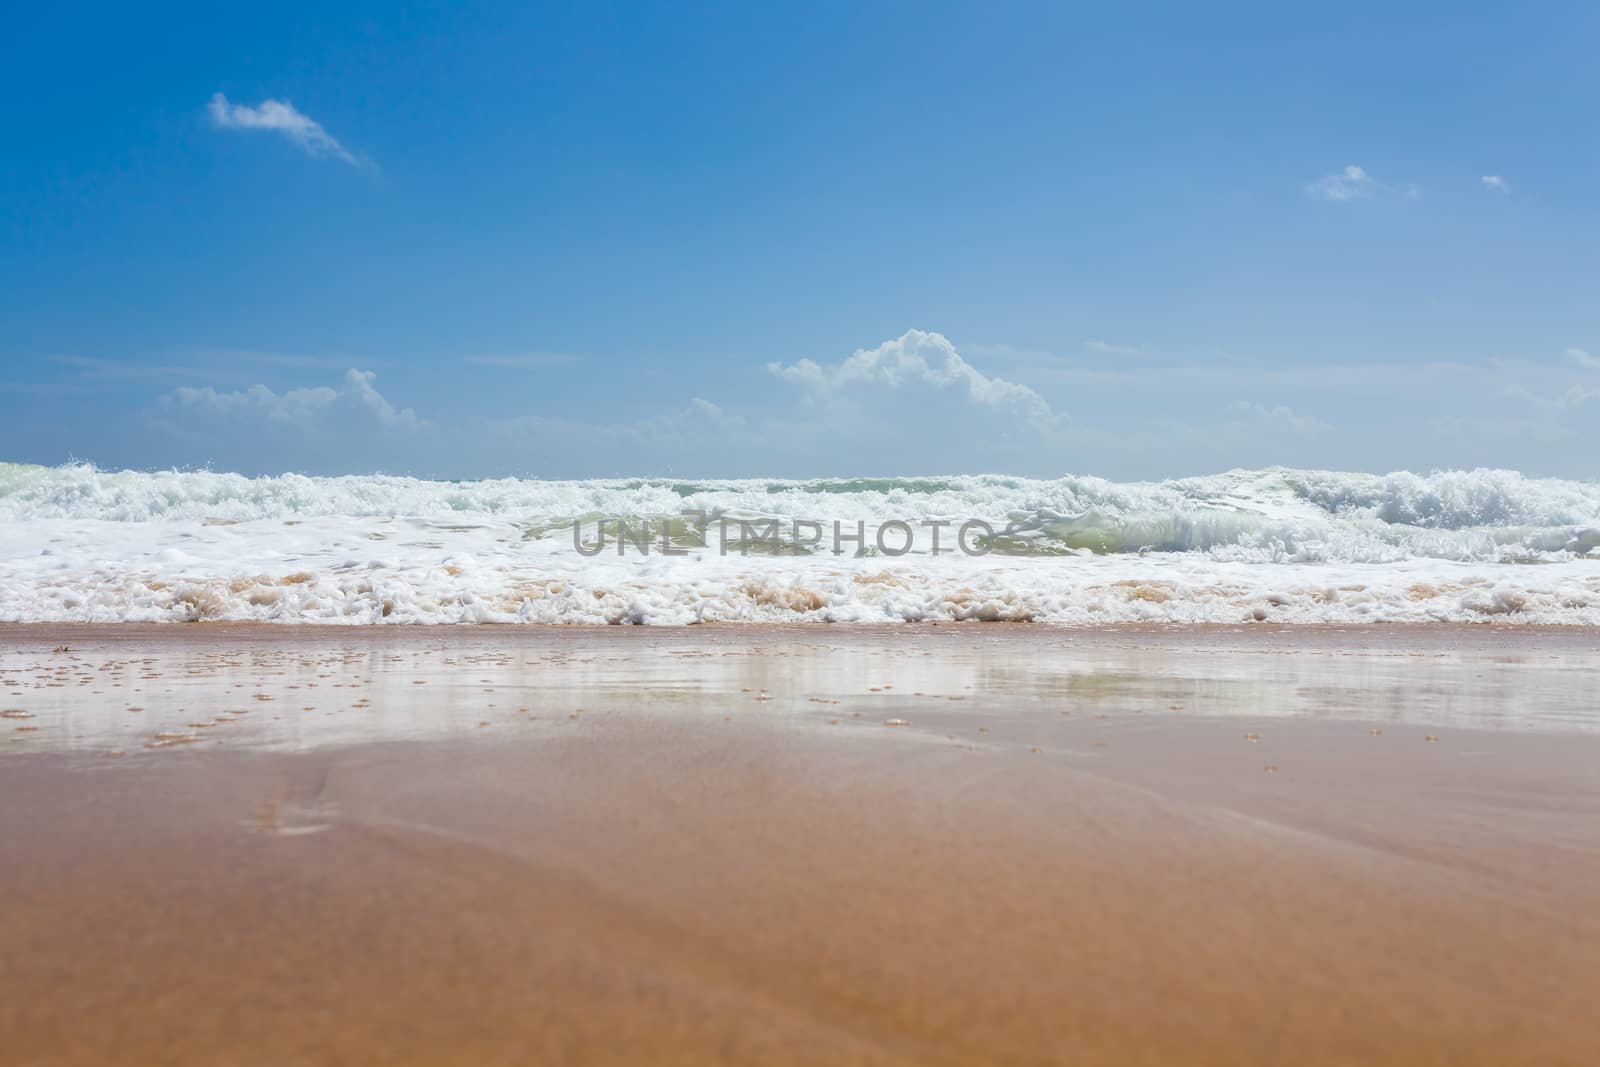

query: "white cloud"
xmin=172 ymin=382 xmax=338 ymax=423
xmin=343 ymin=370 xmax=422 ymax=430
xmin=208 ymin=93 xmax=356 ymax=164
xmin=1228 ymin=401 xmax=1331 ymax=434
xmin=1306 ymin=165 xmax=1376 ymax=201
xmin=168 ymin=369 xmax=420 ymax=430
xmin=767 ymin=330 xmax=1056 ymax=427
xmin=1305 ymin=165 xmax=1422 ymax=202
xmin=1481 ymin=175 xmax=1511 ymax=194
xmin=118 ymin=330 xmax=1600 ymax=480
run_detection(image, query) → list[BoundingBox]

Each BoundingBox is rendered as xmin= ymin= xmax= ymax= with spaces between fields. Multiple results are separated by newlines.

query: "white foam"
xmin=2 ymin=463 xmax=1598 ymax=625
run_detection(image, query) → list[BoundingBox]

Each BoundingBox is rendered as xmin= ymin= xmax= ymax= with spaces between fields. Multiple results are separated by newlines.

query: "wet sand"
xmin=3 ymin=623 xmax=1599 ymax=1065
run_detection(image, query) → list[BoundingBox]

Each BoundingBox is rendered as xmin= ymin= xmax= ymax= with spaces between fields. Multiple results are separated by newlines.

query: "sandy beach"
xmin=12 ymin=3 xmax=1600 ymax=1062
xmin=3 ymin=623 xmax=1599 ymax=1065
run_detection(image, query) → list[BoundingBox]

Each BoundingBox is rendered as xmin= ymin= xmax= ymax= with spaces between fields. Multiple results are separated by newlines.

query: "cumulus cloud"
xmin=93 ymin=322 xmax=1600 ymax=479
xmin=168 ymin=369 xmax=421 ymax=430
xmin=1306 ymin=165 xmax=1376 ymax=201
xmin=343 ymin=370 xmax=422 ymax=430
xmin=767 ymin=330 xmax=1056 ymax=428
xmin=171 ymin=382 xmax=338 ymax=423
xmin=1481 ymin=175 xmax=1511 ymax=193
xmin=208 ymin=93 xmax=356 ymax=163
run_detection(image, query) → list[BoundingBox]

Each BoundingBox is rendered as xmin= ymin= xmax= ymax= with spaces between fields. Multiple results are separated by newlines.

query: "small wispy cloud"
xmin=1305 ymin=165 xmax=1421 ymax=202
xmin=1565 ymin=347 xmax=1598 ymax=369
xmin=1480 ymin=175 xmax=1511 ymax=194
xmin=208 ymin=93 xmax=356 ymax=164
xmin=1306 ymin=165 xmax=1376 ymax=201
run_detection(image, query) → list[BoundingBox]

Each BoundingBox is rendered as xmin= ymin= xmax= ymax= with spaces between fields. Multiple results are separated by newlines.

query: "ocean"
xmin=3 ymin=462 xmax=1598 ymax=625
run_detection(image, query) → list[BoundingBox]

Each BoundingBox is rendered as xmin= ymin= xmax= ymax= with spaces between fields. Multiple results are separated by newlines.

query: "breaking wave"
xmin=2 ymin=462 xmax=1598 ymax=625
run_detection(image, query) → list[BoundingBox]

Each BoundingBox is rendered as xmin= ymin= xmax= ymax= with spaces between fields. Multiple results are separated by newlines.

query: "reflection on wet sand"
xmin=2 ymin=623 xmax=1599 ymax=1066
xmin=4 ymin=623 xmax=1600 ymax=756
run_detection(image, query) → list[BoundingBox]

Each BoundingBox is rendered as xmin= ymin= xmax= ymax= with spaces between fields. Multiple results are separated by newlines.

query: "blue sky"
xmin=3 ymin=1 xmax=1598 ymax=480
